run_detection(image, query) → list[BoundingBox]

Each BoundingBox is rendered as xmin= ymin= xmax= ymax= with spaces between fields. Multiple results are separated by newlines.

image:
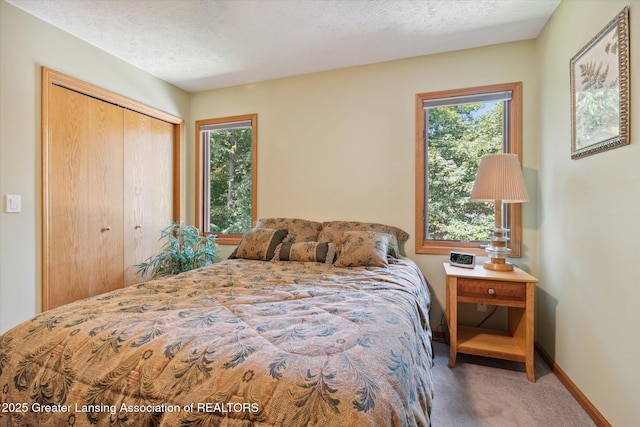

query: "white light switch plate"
xmin=4 ymin=195 xmax=21 ymax=213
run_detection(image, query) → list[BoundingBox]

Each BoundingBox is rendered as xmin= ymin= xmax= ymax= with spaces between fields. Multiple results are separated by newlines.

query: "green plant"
xmin=136 ymin=222 xmax=219 ymax=279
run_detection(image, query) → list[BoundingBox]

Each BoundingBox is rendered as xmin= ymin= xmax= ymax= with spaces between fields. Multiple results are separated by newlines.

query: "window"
xmin=415 ymin=82 xmax=523 ymax=256
xmin=196 ymin=114 xmax=257 ymax=245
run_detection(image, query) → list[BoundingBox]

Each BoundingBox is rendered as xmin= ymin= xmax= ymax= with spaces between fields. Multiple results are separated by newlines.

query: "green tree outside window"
xmin=426 ymin=103 xmax=502 ymax=241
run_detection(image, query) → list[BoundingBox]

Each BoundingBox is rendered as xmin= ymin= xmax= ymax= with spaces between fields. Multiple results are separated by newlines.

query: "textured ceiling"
xmin=6 ymin=0 xmax=560 ymax=93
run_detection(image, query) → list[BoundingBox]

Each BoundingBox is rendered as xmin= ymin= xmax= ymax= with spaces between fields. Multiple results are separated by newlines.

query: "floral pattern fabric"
xmin=273 ymin=241 xmax=337 ymax=264
xmin=334 ymin=231 xmax=391 ymax=268
xmin=228 ymin=228 xmax=288 ymax=260
xmin=0 ymin=258 xmax=432 ymax=427
xmin=253 ymin=218 xmax=323 ymax=243
xmin=317 ymin=221 xmax=410 ymax=257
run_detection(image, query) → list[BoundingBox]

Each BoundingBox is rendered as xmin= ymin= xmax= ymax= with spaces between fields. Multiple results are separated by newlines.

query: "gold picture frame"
xmin=570 ymin=7 xmax=630 ymax=160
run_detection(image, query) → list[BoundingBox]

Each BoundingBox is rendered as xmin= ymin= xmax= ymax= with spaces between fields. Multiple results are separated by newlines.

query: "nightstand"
xmin=444 ymin=263 xmax=538 ymax=382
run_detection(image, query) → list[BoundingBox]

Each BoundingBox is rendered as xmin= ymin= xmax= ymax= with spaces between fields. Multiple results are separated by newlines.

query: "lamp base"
xmin=482 ymin=227 xmax=514 ymax=272
xmin=483 ymin=259 xmax=514 ymax=272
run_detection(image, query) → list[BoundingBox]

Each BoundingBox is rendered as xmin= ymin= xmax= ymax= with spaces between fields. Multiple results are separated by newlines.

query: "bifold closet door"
xmin=45 ymin=85 xmax=124 ymax=310
xmin=123 ymin=110 xmax=175 ymax=286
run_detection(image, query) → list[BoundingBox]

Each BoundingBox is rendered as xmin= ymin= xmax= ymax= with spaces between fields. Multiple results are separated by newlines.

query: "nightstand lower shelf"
xmin=457 ymin=326 xmax=526 ymax=362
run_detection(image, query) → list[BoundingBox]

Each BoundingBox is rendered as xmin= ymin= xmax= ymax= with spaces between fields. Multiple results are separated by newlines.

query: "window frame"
xmin=415 ymin=82 xmax=523 ymax=256
xmin=195 ymin=113 xmax=257 ymax=245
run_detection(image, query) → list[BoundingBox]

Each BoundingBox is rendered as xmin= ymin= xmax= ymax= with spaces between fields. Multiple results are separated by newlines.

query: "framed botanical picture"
xmin=570 ymin=7 xmax=630 ymax=159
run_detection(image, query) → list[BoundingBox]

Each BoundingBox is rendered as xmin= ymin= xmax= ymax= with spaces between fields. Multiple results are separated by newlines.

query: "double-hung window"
xmin=415 ymin=82 xmax=523 ymax=256
xmin=196 ymin=114 xmax=257 ymax=245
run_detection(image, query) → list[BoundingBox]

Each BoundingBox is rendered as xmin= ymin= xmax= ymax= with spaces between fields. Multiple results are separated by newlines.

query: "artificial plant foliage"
xmin=136 ymin=222 xmax=219 ymax=279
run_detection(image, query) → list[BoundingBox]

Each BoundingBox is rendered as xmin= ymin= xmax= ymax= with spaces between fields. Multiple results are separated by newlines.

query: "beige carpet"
xmin=430 ymin=341 xmax=596 ymax=426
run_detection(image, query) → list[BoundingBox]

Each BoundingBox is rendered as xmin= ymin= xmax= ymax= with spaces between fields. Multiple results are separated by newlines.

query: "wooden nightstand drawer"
xmin=457 ymin=278 xmax=526 ymax=304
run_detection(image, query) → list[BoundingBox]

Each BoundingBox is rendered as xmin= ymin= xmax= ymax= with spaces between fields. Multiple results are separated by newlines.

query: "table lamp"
xmin=470 ymin=153 xmax=528 ymax=271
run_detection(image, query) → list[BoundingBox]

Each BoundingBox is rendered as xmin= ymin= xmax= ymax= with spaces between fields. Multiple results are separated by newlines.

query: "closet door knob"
xmin=102 ymin=226 xmax=111 ymax=232
xmin=134 ymin=224 xmax=142 ymax=229
xmin=487 ymin=288 xmax=495 ymax=295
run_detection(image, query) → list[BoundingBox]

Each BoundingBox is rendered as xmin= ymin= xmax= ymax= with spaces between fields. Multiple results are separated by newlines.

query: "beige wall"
xmin=191 ymin=41 xmax=540 ymax=331
xmin=536 ymin=1 xmax=640 ymax=425
xmin=0 ymin=1 xmax=190 ymax=332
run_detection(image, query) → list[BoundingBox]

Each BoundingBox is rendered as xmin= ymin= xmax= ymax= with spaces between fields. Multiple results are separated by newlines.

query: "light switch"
xmin=4 ymin=195 xmax=21 ymax=213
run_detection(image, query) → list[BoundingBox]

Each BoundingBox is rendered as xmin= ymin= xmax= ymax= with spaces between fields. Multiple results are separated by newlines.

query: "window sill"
xmin=416 ymin=242 xmax=487 ymax=256
xmin=416 ymin=241 xmax=522 ymax=258
xmin=207 ymin=233 xmax=242 ymax=246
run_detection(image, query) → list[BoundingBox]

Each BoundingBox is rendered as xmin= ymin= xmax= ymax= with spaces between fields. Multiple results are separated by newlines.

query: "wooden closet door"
xmin=123 ymin=110 xmax=174 ymax=286
xmin=45 ymin=85 xmax=124 ymax=310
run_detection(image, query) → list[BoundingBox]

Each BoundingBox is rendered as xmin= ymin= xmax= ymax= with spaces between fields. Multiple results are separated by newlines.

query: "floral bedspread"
xmin=0 ymin=258 xmax=432 ymax=426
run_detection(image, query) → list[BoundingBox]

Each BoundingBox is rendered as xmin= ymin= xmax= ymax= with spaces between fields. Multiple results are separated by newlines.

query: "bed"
xmin=0 ymin=219 xmax=433 ymax=426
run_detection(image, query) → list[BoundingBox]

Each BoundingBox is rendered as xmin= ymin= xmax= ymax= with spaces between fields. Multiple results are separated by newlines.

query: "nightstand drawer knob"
xmin=488 ymin=288 xmax=495 ymax=295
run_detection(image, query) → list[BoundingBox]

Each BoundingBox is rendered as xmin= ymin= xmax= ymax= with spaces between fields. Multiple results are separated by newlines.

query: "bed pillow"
xmin=318 ymin=221 xmax=409 ymax=257
xmin=334 ymin=231 xmax=392 ymax=268
xmin=254 ymin=217 xmax=323 ymax=243
xmin=229 ymin=228 xmax=288 ymax=261
xmin=274 ymin=242 xmax=337 ymax=264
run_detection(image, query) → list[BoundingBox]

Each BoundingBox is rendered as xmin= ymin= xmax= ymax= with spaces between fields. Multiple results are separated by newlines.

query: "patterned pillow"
xmin=274 ymin=242 xmax=337 ymax=264
xmin=318 ymin=221 xmax=409 ymax=257
xmin=254 ymin=218 xmax=323 ymax=243
xmin=334 ymin=231 xmax=391 ymax=268
xmin=229 ymin=228 xmax=288 ymax=261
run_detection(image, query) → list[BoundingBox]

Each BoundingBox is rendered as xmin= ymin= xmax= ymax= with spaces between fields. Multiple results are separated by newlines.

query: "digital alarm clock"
xmin=449 ymin=251 xmax=476 ymax=268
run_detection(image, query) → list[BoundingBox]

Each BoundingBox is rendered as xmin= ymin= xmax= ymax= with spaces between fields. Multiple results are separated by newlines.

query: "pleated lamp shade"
xmin=470 ymin=154 xmax=529 ymax=203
